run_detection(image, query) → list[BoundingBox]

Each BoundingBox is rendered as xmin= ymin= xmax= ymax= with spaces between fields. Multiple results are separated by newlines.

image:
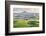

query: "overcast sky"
xmin=13 ymin=8 xmax=39 ymax=13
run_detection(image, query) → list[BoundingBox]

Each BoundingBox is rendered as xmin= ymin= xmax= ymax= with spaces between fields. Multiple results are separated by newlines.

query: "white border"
xmin=10 ymin=5 xmax=43 ymax=33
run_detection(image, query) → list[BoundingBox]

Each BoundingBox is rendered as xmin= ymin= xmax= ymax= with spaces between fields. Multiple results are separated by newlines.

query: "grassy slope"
xmin=13 ymin=20 xmax=39 ymax=28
